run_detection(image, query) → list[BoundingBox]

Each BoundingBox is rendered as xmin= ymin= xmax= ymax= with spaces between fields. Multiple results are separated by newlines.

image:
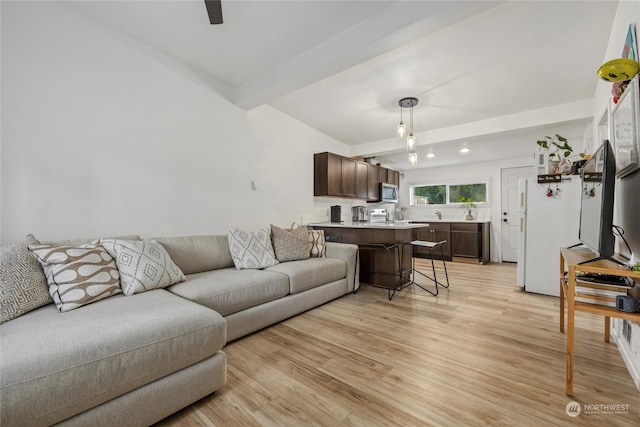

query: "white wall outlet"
xmin=251 ymin=181 xmax=257 ymax=191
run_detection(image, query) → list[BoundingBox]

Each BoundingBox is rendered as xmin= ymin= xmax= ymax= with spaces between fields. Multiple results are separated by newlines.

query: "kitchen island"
xmin=310 ymin=222 xmax=430 ymax=290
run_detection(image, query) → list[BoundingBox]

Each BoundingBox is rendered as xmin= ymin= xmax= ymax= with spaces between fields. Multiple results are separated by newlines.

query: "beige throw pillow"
xmin=101 ymin=239 xmax=185 ymax=295
xmin=28 ymin=242 xmax=121 ymax=312
xmin=270 ymin=225 xmax=311 ymax=262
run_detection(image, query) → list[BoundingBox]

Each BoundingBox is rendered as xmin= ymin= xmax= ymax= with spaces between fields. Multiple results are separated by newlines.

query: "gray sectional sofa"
xmin=0 ymin=233 xmax=359 ymax=427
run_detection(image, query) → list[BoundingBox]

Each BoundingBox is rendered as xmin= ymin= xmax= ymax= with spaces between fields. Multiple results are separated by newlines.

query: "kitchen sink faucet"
xmin=435 ymin=210 xmax=442 ymax=220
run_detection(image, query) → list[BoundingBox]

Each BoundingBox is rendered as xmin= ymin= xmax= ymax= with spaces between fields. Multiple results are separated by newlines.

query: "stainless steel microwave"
xmin=380 ymin=183 xmax=398 ymax=203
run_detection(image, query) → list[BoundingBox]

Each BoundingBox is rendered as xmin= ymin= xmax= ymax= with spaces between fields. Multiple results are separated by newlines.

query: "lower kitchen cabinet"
xmin=412 ymin=221 xmax=490 ymax=264
xmin=412 ymin=222 xmax=451 ymax=260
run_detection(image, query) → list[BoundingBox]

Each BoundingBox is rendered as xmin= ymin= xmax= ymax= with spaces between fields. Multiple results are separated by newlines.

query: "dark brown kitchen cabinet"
xmin=378 ymin=167 xmax=388 ymax=184
xmin=450 ymin=222 xmax=490 ymax=263
xmin=358 ymin=162 xmax=379 ymax=201
xmin=411 ymin=221 xmax=490 ymax=264
xmin=412 ymin=222 xmax=451 ymax=260
xmin=356 ymin=162 xmax=369 ymax=199
xmin=451 ymin=223 xmax=479 ymax=258
xmin=367 ymin=164 xmax=379 ymax=200
xmin=341 ymin=158 xmax=357 ymax=197
xmin=314 ymin=152 xmax=356 ymax=197
xmin=314 ymin=152 xmax=399 ymax=200
xmin=387 ymin=169 xmax=400 ymax=187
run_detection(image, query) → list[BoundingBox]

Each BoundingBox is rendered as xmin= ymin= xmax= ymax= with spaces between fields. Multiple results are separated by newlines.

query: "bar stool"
xmin=400 ymin=240 xmax=450 ymax=297
xmin=357 ymin=243 xmax=402 ymax=300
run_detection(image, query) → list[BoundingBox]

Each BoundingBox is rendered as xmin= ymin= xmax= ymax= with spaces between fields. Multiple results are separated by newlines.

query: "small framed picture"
xmin=612 ymin=76 xmax=640 ymax=178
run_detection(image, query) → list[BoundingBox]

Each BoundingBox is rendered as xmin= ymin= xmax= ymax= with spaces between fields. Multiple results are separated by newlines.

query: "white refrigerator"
xmin=516 ymin=172 xmax=582 ymax=296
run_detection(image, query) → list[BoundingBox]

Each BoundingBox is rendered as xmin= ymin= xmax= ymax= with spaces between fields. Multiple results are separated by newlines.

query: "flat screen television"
xmin=577 ymin=139 xmax=618 ymax=264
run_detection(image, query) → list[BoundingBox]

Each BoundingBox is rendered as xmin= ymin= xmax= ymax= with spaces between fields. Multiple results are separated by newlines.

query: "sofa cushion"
xmin=266 ymin=258 xmax=348 ymax=294
xmin=149 ymin=235 xmax=234 ymax=274
xmin=270 ymin=225 xmax=311 ymax=262
xmin=28 ymin=241 xmax=122 ymax=312
xmin=168 ymin=268 xmax=289 ymax=316
xmin=0 ymin=289 xmax=226 ymax=427
xmin=228 ymin=228 xmax=278 ymax=270
xmin=101 ymin=239 xmax=185 ymax=295
xmin=0 ymin=240 xmax=52 ymax=324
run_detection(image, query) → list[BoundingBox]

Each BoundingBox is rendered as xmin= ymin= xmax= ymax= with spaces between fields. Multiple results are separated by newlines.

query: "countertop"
xmin=309 ymin=221 xmax=430 ymax=229
xmin=408 ymin=219 xmax=491 ymax=224
xmin=310 ymin=219 xmax=490 ymax=228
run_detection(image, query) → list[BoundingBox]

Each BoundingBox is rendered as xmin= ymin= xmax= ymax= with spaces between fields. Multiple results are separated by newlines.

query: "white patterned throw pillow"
xmin=228 ymin=228 xmax=279 ymax=270
xmin=101 ymin=239 xmax=185 ymax=295
xmin=28 ymin=241 xmax=121 ymax=312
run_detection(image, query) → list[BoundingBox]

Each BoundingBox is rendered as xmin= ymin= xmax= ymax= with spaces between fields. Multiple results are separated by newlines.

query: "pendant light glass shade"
xmin=406 ymin=133 xmax=416 ymax=150
xmin=396 ymin=122 xmax=406 ymax=139
xmin=408 ymin=149 xmax=418 ymax=165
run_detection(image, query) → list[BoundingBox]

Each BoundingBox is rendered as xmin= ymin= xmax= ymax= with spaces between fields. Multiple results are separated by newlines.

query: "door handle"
xmin=503 ymin=218 xmax=508 ymax=223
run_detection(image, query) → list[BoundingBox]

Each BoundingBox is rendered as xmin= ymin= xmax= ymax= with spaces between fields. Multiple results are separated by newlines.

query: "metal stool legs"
xmin=400 ymin=240 xmax=450 ymax=297
xmin=358 ymin=243 xmax=403 ymax=300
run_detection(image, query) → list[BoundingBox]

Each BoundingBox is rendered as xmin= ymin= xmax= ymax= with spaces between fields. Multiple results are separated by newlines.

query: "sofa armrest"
xmin=325 ymin=242 xmax=360 ymax=292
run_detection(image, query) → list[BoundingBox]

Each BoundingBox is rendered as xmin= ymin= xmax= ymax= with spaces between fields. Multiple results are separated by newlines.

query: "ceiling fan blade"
xmin=204 ymin=0 xmax=223 ymax=25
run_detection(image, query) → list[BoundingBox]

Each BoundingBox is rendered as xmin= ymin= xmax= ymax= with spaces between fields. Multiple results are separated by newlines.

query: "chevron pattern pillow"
xmin=101 ymin=239 xmax=185 ymax=295
xmin=28 ymin=241 xmax=121 ymax=312
xmin=228 ymin=228 xmax=279 ymax=270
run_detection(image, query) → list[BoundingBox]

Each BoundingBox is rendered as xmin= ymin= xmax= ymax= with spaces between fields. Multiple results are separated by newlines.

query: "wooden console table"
xmin=559 ymin=247 xmax=640 ymax=408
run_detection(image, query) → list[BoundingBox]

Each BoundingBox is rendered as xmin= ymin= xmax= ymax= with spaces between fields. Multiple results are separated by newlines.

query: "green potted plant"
xmin=458 ymin=196 xmax=476 ymax=221
xmin=536 ymin=134 xmax=589 ymax=174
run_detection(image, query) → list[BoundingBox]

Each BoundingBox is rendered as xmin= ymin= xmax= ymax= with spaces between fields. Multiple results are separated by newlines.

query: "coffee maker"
xmin=352 ymin=206 xmax=367 ymax=222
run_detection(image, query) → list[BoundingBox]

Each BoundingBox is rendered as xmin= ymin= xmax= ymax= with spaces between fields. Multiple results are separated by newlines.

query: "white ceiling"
xmin=63 ymin=0 xmax=619 ymax=170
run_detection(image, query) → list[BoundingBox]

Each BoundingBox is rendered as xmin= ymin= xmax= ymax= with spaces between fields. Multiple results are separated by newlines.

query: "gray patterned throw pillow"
xmin=228 ymin=228 xmax=279 ymax=270
xmin=0 ymin=240 xmax=52 ymax=324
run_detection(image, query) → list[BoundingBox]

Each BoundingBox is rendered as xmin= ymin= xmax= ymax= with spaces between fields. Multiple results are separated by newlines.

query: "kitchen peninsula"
xmin=310 ymin=222 xmax=429 ymax=290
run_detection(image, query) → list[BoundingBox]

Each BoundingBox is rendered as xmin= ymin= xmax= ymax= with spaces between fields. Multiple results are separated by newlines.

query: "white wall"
xmin=0 ymin=1 xmax=350 ymax=244
xmin=593 ymin=1 xmax=640 ymax=262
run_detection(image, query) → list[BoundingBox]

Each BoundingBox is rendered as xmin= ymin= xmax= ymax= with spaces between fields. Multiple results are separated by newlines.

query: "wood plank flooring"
xmin=155 ymin=260 xmax=638 ymax=426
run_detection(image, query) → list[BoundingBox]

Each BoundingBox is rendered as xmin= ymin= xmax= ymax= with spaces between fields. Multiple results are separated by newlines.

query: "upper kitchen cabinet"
xmin=314 ymin=152 xmax=398 ymax=200
xmin=341 ymin=157 xmax=357 ymax=198
xmin=367 ymin=163 xmax=380 ymax=201
xmin=387 ymin=169 xmax=400 ymax=187
xmin=314 ymin=152 xmax=340 ymax=196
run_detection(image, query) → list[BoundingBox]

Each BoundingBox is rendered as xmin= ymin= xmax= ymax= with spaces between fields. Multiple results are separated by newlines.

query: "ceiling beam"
xmin=350 ymin=99 xmax=594 ymax=157
xmin=234 ymin=1 xmax=504 ymax=110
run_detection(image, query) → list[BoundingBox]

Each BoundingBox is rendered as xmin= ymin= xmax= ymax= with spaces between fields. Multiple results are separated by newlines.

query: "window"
xmin=449 ymin=183 xmax=487 ymax=204
xmin=410 ymin=181 xmax=488 ymax=206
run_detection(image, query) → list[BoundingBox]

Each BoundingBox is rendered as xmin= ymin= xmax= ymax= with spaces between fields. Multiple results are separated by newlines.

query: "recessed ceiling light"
xmin=460 ymin=147 xmax=470 ymax=153
xmin=426 ymin=153 xmax=435 ymax=158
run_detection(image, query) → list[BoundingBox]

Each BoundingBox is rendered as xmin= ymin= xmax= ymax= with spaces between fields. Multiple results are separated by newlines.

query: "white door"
xmin=501 ymin=167 xmax=533 ymax=262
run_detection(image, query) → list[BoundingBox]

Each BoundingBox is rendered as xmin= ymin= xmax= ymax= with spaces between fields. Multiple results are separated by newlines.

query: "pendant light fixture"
xmin=408 ymin=148 xmax=418 ymax=165
xmin=397 ymin=97 xmax=418 ymax=155
xmin=396 ymin=105 xmax=406 ymax=139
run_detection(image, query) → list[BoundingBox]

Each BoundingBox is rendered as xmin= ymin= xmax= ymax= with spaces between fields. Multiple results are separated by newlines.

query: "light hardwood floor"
xmin=156 ymin=260 xmax=638 ymax=426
